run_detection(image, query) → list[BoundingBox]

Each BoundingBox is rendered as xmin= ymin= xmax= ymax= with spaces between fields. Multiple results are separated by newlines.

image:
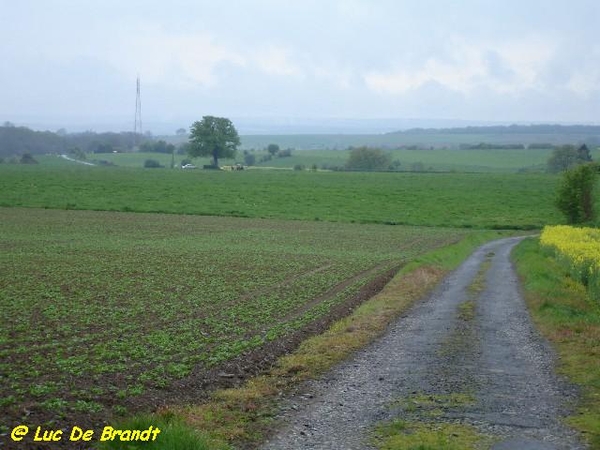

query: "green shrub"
xmin=555 ymin=163 xmax=597 ymax=224
xmin=144 ymin=159 xmax=162 ymax=168
xmin=20 ymin=153 xmax=38 ymax=164
xmin=345 ymin=147 xmax=391 ymax=171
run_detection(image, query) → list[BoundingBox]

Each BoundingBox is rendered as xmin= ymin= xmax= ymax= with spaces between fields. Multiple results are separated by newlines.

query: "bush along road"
xmin=261 ymin=237 xmax=585 ymax=450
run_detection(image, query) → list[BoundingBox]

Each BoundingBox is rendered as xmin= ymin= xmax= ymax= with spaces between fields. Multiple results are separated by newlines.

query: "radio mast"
xmin=133 ymin=75 xmax=142 ymax=147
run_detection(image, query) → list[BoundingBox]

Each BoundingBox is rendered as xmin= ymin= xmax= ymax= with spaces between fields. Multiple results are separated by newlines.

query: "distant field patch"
xmin=0 ymin=165 xmax=565 ymax=229
xmin=47 ymin=147 xmax=600 ymax=172
xmin=249 ymin=147 xmax=572 ymax=172
xmin=0 ymin=207 xmax=470 ymax=431
xmin=238 ymin=132 xmax=600 ymax=151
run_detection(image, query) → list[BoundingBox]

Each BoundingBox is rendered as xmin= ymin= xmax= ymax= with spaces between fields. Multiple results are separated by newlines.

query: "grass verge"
xmin=371 ymin=420 xmax=494 ymax=450
xmin=98 ymin=231 xmax=507 ymax=449
xmin=513 ymin=238 xmax=600 ymax=448
xmin=99 ymin=414 xmax=228 ymax=450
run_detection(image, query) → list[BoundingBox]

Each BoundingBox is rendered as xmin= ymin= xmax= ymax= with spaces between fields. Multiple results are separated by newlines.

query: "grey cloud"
xmin=483 ymin=50 xmax=516 ymax=82
xmin=1 ymin=0 xmax=599 ymax=126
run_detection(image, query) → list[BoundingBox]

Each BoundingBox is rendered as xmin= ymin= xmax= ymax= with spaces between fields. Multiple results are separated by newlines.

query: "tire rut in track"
xmin=273 ymin=261 xmax=399 ymax=327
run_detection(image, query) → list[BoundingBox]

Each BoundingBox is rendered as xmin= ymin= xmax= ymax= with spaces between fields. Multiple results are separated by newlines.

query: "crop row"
xmin=540 ymin=225 xmax=600 ymax=304
xmin=0 ymin=207 xmax=470 ymax=430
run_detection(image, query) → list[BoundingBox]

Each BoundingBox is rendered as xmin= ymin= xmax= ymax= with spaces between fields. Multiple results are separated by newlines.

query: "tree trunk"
xmin=213 ymin=149 xmax=218 ymax=167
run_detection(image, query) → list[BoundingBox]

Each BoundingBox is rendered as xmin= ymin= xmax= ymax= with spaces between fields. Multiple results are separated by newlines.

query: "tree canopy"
xmin=188 ymin=116 xmax=240 ymax=167
xmin=140 ymin=140 xmax=175 ymax=154
xmin=0 ymin=124 xmax=144 ymax=157
xmin=267 ymin=143 xmax=280 ymax=155
xmin=547 ymin=144 xmax=592 ymax=173
xmin=345 ymin=146 xmax=391 ymax=171
xmin=555 ymin=163 xmax=597 ymax=224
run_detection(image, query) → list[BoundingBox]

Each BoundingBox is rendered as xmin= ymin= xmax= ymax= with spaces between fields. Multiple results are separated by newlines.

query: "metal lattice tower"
xmin=133 ymin=75 xmax=142 ymax=147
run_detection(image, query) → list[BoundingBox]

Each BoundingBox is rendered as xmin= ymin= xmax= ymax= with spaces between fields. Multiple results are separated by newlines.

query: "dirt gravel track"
xmin=261 ymin=237 xmax=585 ymax=450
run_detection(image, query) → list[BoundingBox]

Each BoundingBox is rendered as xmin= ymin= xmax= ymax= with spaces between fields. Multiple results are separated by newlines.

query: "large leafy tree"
xmin=188 ymin=116 xmax=240 ymax=167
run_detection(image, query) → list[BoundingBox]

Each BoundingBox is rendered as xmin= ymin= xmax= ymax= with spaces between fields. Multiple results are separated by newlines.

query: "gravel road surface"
xmin=261 ymin=237 xmax=585 ymax=450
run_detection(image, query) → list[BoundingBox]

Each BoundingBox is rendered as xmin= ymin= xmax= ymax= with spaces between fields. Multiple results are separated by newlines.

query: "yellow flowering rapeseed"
xmin=540 ymin=225 xmax=600 ymax=303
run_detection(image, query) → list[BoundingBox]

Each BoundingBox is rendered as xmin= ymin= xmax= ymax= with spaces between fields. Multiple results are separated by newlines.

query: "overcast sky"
xmin=1 ymin=0 xmax=599 ymax=132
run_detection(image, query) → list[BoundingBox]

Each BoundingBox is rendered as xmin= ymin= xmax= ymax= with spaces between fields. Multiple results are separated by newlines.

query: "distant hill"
xmin=2 ymin=123 xmax=599 ymax=157
xmin=391 ymin=124 xmax=600 ymax=135
xmin=239 ymin=124 xmax=600 ymax=150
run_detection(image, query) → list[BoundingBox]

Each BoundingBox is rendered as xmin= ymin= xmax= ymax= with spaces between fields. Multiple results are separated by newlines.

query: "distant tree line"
xmin=0 ymin=124 xmax=65 ymax=157
xmin=528 ymin=143 xmax=555 ymax=149
xmin=547 ymin=144 xmax=592 ymax=173
xmin=70 ymin=131 xmax=141 ymax=154
xmin=458 ymin=142 xmax=582 ymax=150
xmin=459 ymin=143 xmax=525 ymax=150
xmin=0 ymin=123 xmax=195 ymax=159
xmin=265 ymin=143 xmax=293 ymax=158
xmin=240 ymin=143 xmax=295 ymax=166
xmin=139 ymin=140 xmax=176 ymax=154
xmin=0 ymin=123 xmax=145 ymax=157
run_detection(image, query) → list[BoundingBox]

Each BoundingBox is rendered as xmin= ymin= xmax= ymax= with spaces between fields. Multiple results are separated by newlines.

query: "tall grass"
xmin=514 ymin=238 xmax=600 ymax=447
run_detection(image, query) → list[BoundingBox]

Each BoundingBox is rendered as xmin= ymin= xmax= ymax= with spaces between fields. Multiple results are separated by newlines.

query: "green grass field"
xmin=0 ymin=164 xmax=566 ymax=229
xmin=1 ymin=152 xmax=593 ymax=448
xmin=247 ymin=147 xmax=574 ymax=173
xmin=43 ymin=146 xmax=600 ymax=173
xmin=0 ymin=207 xmax=470 ymax=434
xmin=237 ymin=132 xmax=600 ymax=151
